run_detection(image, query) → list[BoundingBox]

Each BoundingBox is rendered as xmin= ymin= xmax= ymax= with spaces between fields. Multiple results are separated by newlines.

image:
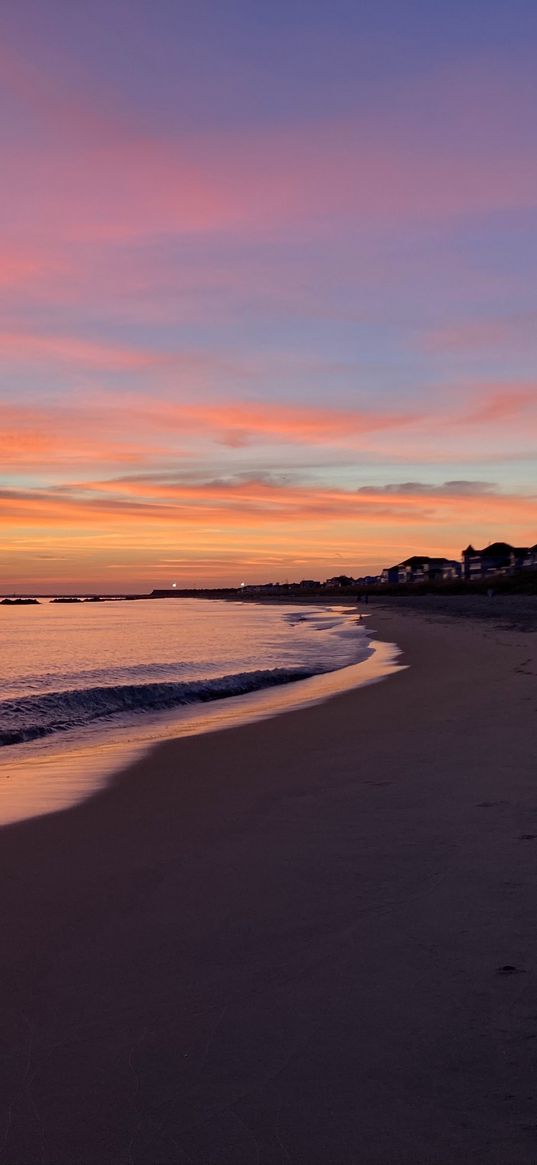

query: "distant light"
xmin=172 ymin=582 xmax=177 ymax=588
xmin=240 ymin=581 xmax=246 ymax=588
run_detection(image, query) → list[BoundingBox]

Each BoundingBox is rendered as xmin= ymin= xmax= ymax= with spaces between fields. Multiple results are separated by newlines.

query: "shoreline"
xmin=0 ymin=603 xmax=401 ymax=827
xmin=1 ymin=603 xmax=537 ymax=1162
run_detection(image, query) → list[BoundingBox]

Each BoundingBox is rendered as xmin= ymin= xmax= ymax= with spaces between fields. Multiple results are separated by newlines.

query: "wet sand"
xmin=1 ymin=602 xmax=537 ymax=1164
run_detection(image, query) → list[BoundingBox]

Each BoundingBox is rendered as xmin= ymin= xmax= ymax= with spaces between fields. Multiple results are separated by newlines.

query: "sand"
xmin=1 ymin=600 xmax=537 ymax=1164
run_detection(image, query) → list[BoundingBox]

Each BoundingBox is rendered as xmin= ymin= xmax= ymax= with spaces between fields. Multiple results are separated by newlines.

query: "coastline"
xmin=0 ymin=603 xmax=400 ymax=827
xmin=1 ymin=602 xmax=537 ymax=1163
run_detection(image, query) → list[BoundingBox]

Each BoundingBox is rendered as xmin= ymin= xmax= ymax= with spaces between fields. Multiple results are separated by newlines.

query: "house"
xmin=406 ymin=556 xmax=460 ymax=583
xmin=325 ymin=575 xmax=355 ymax=588
xmin=461 ymin=542 xmax=529 ymax=580
xmin=382 ymin=555 xmax=458 ymax=584
xmin=379 ymin=565 xmax=401 ymax=585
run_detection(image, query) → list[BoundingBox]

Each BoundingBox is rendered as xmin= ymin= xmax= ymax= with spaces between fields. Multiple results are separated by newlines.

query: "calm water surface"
xmin=0 ymin=598 xmax=401 ymax=824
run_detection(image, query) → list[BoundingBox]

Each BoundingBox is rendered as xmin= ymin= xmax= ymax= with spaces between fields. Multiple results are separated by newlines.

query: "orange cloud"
xmin=2 ymin=472 xmax=536 ymax=589
xmin=0 ymin=402 xmax=168 ymax=468
xmin=149 ymin=399 xmax=418 ymax=446
xmin=2 ymin=478 xmax=536 ymax=533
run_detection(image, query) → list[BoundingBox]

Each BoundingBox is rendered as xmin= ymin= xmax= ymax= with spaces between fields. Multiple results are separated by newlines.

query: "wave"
xmin=3 ymin=657 xmax=227 ymax=696
xmin=0 ymin=667 xmax=316 ymax=747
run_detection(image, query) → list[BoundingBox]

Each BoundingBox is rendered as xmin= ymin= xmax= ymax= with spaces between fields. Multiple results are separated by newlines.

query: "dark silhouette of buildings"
xmin=461 ymin=542 xmax=534 ymax=580
xmin=381 ymin=542 xmax=537 ymax=586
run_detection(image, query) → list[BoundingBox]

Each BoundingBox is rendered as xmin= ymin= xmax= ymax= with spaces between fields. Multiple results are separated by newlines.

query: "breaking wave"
xmin=0 ymin=667 xmax=316 ymax=747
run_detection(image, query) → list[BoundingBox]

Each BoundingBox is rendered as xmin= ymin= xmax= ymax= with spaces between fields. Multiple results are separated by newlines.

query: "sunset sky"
xmin=2 ymin=0 xmax=536 ymax=591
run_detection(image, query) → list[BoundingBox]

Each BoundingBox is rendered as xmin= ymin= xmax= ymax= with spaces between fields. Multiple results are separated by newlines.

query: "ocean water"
xmin=0 ymin=598 xmax=401 ymax=824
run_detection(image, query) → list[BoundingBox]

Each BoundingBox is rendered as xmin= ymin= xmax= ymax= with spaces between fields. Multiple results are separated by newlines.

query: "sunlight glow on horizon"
xmin=1 ymin=1 xmax=536 ymax=589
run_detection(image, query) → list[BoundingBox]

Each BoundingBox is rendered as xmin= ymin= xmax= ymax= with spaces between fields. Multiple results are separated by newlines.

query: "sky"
xmin=1 ymin=0 xmax=536 ymax=592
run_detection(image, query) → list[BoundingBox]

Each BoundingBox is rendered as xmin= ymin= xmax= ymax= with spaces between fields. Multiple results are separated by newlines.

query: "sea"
xmin=0 ymin=597 xmax=401 ymax=825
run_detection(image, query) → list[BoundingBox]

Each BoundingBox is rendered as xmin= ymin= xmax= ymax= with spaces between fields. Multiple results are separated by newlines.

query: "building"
xmin=354 ymin=575 xmax=381 ymax=587
xmin=381 ymin=556 xmax=460 ymax=585
xmin=461 ymin=542 xmax=529 ymax=580
xmin=379 ymin=565 xmax=401 ymax=585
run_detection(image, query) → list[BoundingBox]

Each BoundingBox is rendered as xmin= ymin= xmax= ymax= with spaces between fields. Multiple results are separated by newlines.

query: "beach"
xmin=1 ymin=599 xmax=537 ymax=1164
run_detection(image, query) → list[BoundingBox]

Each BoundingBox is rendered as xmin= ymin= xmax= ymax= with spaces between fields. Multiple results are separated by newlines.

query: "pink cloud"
xmin=0 ymin=331 xmax=166 ymax=370
xmin=4 ymin=127 xmax=536 ymax=246
xmin=1 ymin=38 xmax=535 ymax=269
xmin=0 ymin=250 xmax=56 ymax=289
xmin=424 ymin=317 xmax=537 ymax=354
xmin=0 ymin=396 xmax=424 ymax=476
xmin=0 ymin=40 xmax=138 ymax=147
xmin=460 ymin=385 xmax=537 ymax=425
xmin=2 ymin=384 xmax=536 ymax=480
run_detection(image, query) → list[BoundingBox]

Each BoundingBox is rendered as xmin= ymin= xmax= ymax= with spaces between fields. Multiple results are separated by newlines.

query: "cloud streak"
xmin=2 ymin=382 xmax=536 ymax=486
xmin=2 ymin=476 xmax=536 ymax=529
xmin=2 ymin=470 xmax=536 ymax=587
